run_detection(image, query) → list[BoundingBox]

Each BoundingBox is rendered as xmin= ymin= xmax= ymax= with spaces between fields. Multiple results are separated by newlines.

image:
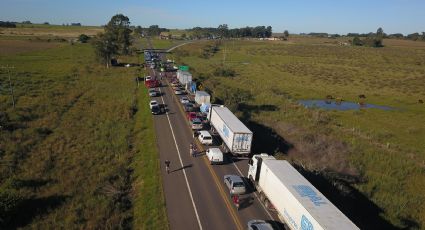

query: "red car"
xmin=187 ymin=112 xmax=198 ymax=121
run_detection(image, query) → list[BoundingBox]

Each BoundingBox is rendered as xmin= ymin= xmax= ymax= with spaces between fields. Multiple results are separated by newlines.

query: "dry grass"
xmin=174 ymin=39 xmax=425 ymax=229
xmin=0 ymin=24 xmax=103 ymax=38
xmin=0 ymin=37 xmax=167 ymax=229
xmin=0 ymin=39 xmax=63 ymax=55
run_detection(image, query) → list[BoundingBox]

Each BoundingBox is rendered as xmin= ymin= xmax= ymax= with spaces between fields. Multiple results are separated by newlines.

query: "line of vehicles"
xmin=144 ymin=52 xmax=359 ymax=230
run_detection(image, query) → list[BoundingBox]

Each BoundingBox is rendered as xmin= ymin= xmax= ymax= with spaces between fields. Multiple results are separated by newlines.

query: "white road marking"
xmin=231 ymin=161 xmax=274 ymax=220
xmin=157 ymin=78 xmax=203 ymax=230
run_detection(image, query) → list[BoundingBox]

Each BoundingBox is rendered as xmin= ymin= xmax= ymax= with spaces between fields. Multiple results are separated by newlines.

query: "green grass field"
xmin=0 ymin=35 xmax=167 ymax=228
xmin=0 ymin=23 xmax=103 ymax=38
xmin=173 ymin=39 xmax=425 ymax=229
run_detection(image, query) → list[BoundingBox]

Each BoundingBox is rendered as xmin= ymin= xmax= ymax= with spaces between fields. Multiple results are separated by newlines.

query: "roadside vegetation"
xmin=0 ymin=16 xmax=167 ymax=229
xmin=173 ymin=38 xmax=425 ymax=229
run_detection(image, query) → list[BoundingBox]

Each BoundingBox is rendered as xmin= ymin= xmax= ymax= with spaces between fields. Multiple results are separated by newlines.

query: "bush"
xmin=78 ymin=34 xmax=90 ymax=43
xmin=213 ymin=66 xmax=236 ymax=77
xmin=352 ymin=37 xmax=363 ymax=46
xmin=0 ymin=189 xmax=23 ymax=228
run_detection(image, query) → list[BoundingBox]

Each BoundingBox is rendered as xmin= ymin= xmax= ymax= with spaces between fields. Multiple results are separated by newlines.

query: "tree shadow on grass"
xmin=295 ymin=167 xmax=415 ymax=230
xmin=7 ymin=195 xmax=69 ymax=229
xmin=245 ymin=120 xmax=293 ymax=155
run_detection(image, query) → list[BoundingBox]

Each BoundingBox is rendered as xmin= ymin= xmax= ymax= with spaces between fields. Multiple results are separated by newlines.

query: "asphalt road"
xmin=142 ymin=40 xmax=278 ymax=229
xmin=146 ymin=70 xmax=279 ymax=230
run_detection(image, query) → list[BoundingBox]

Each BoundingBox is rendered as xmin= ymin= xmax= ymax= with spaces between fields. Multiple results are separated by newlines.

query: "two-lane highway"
xmin=152 ymin=73 xmax=242 ymax=229
xmin=146 ymin=51 xmax=277 ymax=229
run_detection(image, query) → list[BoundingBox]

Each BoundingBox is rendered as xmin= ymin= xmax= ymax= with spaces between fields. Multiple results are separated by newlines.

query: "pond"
xmin=298 ymin=99 xmax=394 ymax=111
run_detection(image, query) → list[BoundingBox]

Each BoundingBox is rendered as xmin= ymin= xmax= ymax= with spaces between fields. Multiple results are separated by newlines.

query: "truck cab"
xmin=247 ymin=154 xmax=276 ymax=185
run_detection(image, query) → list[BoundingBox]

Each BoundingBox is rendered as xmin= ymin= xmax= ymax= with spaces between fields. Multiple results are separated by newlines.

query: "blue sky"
xmin=1 ymin=0 xmax=424 ymax=35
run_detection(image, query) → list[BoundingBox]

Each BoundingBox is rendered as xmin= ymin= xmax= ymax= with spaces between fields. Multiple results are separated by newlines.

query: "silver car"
xmin=174 ymin=89 xmax=184 ymax=95
xmin=180 ymin=96 xmax=190 ymax=104
xmin=149 ymin=88 xmax=157 ymax=97
xmin=247 ymin=220 xmax=274 ymax=230
xmin=224 ymin=175 xmax=246 ymax=195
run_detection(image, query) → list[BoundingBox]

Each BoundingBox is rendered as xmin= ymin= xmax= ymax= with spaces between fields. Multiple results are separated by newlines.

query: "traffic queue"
xmin=143 ymin=50 xmax=359 ymax=230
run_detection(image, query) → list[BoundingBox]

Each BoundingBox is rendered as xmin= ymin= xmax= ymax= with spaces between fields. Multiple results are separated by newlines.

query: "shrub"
xmin=78 ymin=34 xmax=90 ymax=43
xmin=213 ymin=66 xmax=236 ymax=77
xmin=0 ymin=189 xmax=23 ymax=228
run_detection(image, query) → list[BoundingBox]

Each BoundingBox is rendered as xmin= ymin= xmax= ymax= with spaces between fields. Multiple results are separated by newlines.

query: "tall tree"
xmin=218 ymin=24 xmax=229 ymax=38
xmin=265 ymin=26 xmax=272 ymax=38
xmin=104 ymin=14 xmax=132 ymax=55
xmin=374 ymin=27 xmax=384 ymax=47
xmin=283 ymin=30 xmax=289 ymax=39
xmin=92 ymin=32 xmax=118 ymax=68
xmin=148 ymin=25 xmax=161 ymax=36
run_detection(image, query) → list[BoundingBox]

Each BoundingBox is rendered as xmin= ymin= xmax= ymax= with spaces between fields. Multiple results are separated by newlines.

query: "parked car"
xmin=187 ymin=112 xmax=198 ymax=121
xmin=206 ymin=148 xmax=223 ymax=164
xmin=184 ymin=103 xmax=194 ymax=112
xmin=190 ymin=118 xmax=203 ymax=130
xmin=149 ymin=100 xmax=158 ymax=109
xmin=224 ymin=175 xmax=246 ymax=195
xmin=247 ymin=220 xmax=274 ymax=230
xmin=174 ymin=89 xmax=184 ymax=95
xmin=198 ymin=130 xmax=213 ymax=145
xmin=180 ymin=96 xmax=190 ymax=104
xmin=149 ymin=88 xmax=158 ymax=97
xmin=151 ymin=105 xmax=161 ymax=115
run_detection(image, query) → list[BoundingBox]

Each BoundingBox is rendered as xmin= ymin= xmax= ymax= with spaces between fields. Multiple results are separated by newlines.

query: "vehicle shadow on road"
xmin=171 ymin=164 xmax=193 ymax=173
xmin=238 ymin=195 xmax=255 ymax=210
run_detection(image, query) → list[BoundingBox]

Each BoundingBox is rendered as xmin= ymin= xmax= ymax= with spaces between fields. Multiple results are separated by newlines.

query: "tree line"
xmin=188 ymin=24 xmax=273 ymax=39
xmin=306 ymin=29 xmax=425 ymax=42
xmin=0 ymin=21 xmax=16 ymax=28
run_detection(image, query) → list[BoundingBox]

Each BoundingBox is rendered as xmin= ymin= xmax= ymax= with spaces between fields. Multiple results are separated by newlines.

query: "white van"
xmin=198 ymin=130 xmax=213 ymax=145
xmin=206 ymin=148 xmax=223 ymax=164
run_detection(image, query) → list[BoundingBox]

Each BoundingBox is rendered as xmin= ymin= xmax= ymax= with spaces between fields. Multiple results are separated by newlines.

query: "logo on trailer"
xmin=235 ymin=135 xmax=250 ymax=142
xmin=301 ymin=215 xmax=313 ymax=230
xmin=293 ymin=185 xmax=327 ymax=206
xmin=222 ymin=124 xmax=230 ymax=138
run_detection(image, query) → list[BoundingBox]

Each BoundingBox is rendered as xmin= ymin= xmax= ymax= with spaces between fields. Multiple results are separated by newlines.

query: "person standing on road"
xmin=192 ymin=145 xmax=197 ymax=157
xmin=189 ymin=143 xmax=193 ymax=157
xmin=165 ymin=160 xmax=171 ymax=174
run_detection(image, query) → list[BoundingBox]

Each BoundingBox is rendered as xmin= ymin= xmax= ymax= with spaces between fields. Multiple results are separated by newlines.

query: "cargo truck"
xmin=247 ymin=154 xmax=359 ymax=230
xmin=195 ymin=91 xmax=211 ymax=105
xmin=208 ymin=106 xmax=253 ymax=156
xmin=177 ymin=70 xmax=192 ymax=85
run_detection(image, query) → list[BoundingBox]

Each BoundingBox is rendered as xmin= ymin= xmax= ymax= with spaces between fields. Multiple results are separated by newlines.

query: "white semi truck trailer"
xmin=247 ymin=154 xmax=359 ymax=230
xmin=209 ymin=106 xmax=253 ymax=156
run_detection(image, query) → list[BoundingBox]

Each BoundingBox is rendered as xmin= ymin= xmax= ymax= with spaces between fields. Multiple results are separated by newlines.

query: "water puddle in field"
xmin=298 ymin=100 xmax=394 ymax=111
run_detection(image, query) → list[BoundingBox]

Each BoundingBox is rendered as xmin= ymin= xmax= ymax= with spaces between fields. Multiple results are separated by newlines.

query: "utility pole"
xmin=1 ymin=66 xmax=16 ymax=108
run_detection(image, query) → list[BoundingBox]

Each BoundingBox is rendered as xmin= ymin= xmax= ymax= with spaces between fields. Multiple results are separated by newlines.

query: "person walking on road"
xmin=189 ymin=143 xmax=193 ymax=157
xmin=192 ymin=145 xmax=197 ymax=157
xmin=165 ymin=160 xmax=171 ymax=174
